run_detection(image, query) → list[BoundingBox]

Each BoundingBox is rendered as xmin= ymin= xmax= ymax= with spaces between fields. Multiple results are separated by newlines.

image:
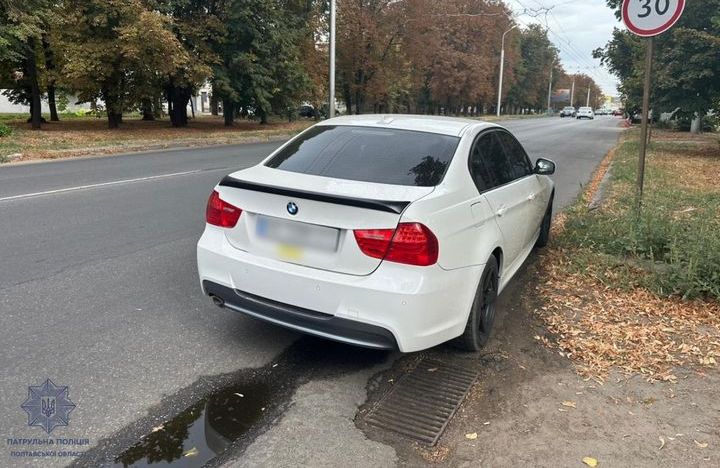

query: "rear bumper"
xmin=197 ymin=226 xmax=482 ymax=352
xmin=203 ymin=280 xmax=397 ymax=349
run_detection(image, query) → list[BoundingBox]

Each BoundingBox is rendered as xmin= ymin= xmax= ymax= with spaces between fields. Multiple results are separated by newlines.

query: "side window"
xmin=469 ymin=132 xmax=514 ymax=191
xmin=497 ymin=132 xmax=533 ymax=179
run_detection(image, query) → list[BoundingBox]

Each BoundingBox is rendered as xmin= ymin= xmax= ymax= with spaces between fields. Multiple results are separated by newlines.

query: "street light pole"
xmin=496 ymin=24 xmax=517 ymax=117
xmin=570 ymin=75 xmax=575 ymax=107
xmin=586 ymin=87 xmax=591 ymax=107
xmin=546 ymin=59 xmax=556 ymax=114
xmin=328 ymin=0 xmax=336 ymax=118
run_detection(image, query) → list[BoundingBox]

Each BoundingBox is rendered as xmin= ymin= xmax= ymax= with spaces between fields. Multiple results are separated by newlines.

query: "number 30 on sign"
xmin=622 ymin=0 xmax=686 ymax=37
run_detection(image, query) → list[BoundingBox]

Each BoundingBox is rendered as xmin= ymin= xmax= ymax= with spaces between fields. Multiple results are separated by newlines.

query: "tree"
xmin=336 ymin=0 xmax=402 ymax=114
xmin=595 ymin=0 xmax=720 ymax=132
xmin=0 ymin=0 xmax=52 ymax=129
xmin=507 ymin=24 xmax=560 ymax=112
xmin=58 ymin=0 xmax=193 ymax=128
xmin=153 ymin=0 xmax=216 ymax=127
xmin=212 ymin=0 xmax=310 ymax=125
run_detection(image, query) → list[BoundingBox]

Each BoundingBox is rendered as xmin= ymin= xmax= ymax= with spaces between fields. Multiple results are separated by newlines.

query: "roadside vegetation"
xmin=534 ymin=129 xmax=720 ymax=381
xmin=1 ymin=1 xmax=602 ymax=132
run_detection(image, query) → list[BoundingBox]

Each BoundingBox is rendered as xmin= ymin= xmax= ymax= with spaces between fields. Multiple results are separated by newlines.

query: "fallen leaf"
xmin=465 ymin=432 xmax=478 ymax=440
xmin=427 ymin=368 xmax=438 ymax=372
xmin=658 ymin=436 xmax=665 ymax=449
xmin=183 ymin=447 xmax=199 ymax=457
xmin=483 ymin=421 xmax=490 ymax=426
xmin=582 ymin=456 xmax=598 ymax=467
xmin=150 ymin=425 xmax=164 ymax=433
xmin=562 ymin=400 xmax=577 ymax=408
xmin=694 ymin=440 xmax=708 ymax=448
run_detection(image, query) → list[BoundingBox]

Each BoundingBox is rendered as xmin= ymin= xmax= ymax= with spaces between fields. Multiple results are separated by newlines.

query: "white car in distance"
xmin=197 ymin=115 xmax=556 ymax=352
xmin=576 ymin=107 xmax=595 ymax=119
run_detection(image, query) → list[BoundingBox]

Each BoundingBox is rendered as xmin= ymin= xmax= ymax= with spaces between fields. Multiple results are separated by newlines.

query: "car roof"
xmin=316 ymin=114 xmax=500 ymax=137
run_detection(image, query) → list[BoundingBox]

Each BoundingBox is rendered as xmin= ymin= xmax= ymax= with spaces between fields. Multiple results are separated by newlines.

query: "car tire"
xmin=535 ymin=195 xmax=553 ymax=248
xmin=454 ymin=256 xmax=499 ymax=351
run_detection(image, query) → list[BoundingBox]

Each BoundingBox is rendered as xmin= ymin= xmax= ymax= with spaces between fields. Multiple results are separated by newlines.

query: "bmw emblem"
xmin=286 ymin=201 xmax=299 ymax=215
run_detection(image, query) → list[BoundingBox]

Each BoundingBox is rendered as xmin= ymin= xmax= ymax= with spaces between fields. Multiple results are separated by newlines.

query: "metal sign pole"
xmin=636 ymin=36 xmax=654 ymax=211
xmin=328 ymin=0 xmax=336 ymax=118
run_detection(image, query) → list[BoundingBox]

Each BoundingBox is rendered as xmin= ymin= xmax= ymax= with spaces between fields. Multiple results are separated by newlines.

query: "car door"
xmin=495 ymin=131 xmax=547 ymax=245
xmin=468 ymin=131 xmax=531 ymax=271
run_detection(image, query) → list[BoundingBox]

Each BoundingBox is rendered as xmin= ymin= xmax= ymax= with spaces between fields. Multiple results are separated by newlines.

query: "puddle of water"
xmin=114 ymin=383 xmax=270 ymax=467
xmin=78 ymin=338 xmax=392 ymax=468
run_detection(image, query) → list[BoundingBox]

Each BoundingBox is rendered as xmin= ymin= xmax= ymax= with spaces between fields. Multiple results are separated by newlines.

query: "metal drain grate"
xmin=366 ymin=359 xmax=478 ymax=445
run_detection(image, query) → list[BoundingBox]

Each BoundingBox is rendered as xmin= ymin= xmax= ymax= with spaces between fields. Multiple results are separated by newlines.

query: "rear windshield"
xmin=265 ymin=125 xmax=460 ymax=187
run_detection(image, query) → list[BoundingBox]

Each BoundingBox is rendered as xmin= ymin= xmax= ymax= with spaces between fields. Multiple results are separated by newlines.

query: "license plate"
xmin=255 ymin=215 xmax=340 ymax=253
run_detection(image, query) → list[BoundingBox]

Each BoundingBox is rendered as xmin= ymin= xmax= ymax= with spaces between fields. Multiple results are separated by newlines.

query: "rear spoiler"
xmin=218 ymin=176 xmax=410 ymax=214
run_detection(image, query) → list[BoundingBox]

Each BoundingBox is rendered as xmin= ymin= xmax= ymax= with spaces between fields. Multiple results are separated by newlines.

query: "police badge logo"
xmin=21 ymin=379 xmax=76 ymax=434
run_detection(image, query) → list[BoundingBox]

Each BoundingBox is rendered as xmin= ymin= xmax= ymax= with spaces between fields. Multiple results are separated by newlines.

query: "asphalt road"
xmin=0 ymin=116 xmax=622 ymax=466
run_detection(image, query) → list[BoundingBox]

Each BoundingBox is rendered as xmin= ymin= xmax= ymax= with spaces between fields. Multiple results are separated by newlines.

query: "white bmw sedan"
xmin=197 ymin=115 xmax=555 ymax=352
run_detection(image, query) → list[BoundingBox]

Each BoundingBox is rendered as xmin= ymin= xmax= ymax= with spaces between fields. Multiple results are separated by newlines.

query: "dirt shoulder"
xmin=358 ymin=130 xmax=720 ymax=467
xmin=359 ymin=262 xmax=719 ymax=467
xmin=0 ymin=115 xmax=313 ymax=164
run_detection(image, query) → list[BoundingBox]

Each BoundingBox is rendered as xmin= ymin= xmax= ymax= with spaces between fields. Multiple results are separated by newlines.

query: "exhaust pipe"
xmin=210 ymin=295 xmax=225 ymax=308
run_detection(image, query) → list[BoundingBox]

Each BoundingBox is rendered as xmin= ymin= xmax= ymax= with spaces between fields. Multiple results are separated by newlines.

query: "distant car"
xmin=612 ymin=109 xmax=623 ymax=116
xmin=576 ymin=107 xmax=594 ymax=120
xmin=595 ymin=108 xmax=608 ymax=116
xmin=197 ymin=115 xmax=556 ymax=352
xmin=560 ymin=106 xmax=576 ymax=118
xmin=298 ymin=105 xmax=315 ymax=118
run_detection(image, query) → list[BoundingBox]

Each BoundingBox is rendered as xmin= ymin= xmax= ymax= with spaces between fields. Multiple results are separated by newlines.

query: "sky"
xmin=508 ymin=0 xmax=622 ymax=95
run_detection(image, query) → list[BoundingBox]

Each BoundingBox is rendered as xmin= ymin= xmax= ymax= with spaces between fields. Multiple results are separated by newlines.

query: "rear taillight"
xmin=206 ymin=190 xmax=242 ymax=228
xmin=354 ymin=223 xmax=438 ymax=266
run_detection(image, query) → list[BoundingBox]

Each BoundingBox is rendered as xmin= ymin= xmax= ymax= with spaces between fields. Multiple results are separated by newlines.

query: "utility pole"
xmin=496 ymin=25 xmax=517 ymax=117
xmin=570 ymin=75 xmax=575 ymax=107
xmin=328 ymin=0 xmax=336 ymax=118
xmin=586 ymin=87 xmax=591 ymax=107
xmin=546 ymin=59 xmax=555 ymax=115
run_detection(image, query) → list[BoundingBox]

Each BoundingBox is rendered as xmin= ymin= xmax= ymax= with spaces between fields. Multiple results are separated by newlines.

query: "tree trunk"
xmin=167 ymin=85 xmax=191 ymax=127
xmin=153 ymin=95 xmax=162 ymax=119
xmin=42 ymin=36 xmax=59 ymax=122
xmin=107 ymin=112 xmax=121 ymax=129
xmin=223 ymin=99 xmax=234 ymax=126
xmin=103 ymin=84 xmax=122 ymax=129
xmin=141 ymin=98 xmax=155 ymax=121
xmin=26 ymin=40 xmax=42 ymax=130
xmin=690 ymin=113 xmax=703 ymax=134
xmin=47 ymin=85 xmax=58 ymax=121
xmin=210 ymin=94 xmax=219 ymax=116
xmin=259 ymin=108 xmax=268 ymax=124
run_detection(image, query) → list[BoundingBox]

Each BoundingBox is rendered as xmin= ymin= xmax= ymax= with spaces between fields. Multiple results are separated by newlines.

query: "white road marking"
xmin=0 ymin=169 xmax=207 ymax=202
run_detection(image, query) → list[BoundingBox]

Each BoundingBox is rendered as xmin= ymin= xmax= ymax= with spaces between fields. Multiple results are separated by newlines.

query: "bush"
xmin=559 ymin=136 xmax=720 ymax=300
xmin=0 ymin=122 xmax=12 ymax=137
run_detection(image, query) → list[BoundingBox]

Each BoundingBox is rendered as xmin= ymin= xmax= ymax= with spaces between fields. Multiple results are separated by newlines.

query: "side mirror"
xmin=534 ymin=158 xmax=556 ymax=175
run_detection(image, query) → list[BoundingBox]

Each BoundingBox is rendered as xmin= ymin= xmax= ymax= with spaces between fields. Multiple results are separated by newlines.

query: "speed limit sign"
xmin=622 ymin=0 xmax=686 ymax=37
xmin=621 ymin=0 xmax=685 ymax=211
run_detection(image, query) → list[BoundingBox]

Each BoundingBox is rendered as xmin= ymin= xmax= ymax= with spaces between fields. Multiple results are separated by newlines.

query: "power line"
xmin=509 ymin=0 xmax=618 ymax=91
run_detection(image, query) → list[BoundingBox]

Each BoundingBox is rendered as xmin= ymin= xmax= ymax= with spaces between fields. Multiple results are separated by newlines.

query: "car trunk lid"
xmin=216 ymin=166 xmax=434 ymax=276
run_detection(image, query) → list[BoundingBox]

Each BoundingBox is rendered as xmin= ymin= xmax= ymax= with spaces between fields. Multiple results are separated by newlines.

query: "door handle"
xmin=496 ymin=207 xmax=507 ymax=217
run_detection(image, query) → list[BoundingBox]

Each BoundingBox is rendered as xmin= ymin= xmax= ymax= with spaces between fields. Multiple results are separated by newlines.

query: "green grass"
xmin=557 ymin=131 xmax=720 ymax=300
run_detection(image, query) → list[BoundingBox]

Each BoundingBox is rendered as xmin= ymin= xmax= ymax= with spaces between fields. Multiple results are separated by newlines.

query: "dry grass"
xmin=533 ymin=129 xmax=720 ymax=381
xmin=0 ymin=115 xmax=313 ymax=163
